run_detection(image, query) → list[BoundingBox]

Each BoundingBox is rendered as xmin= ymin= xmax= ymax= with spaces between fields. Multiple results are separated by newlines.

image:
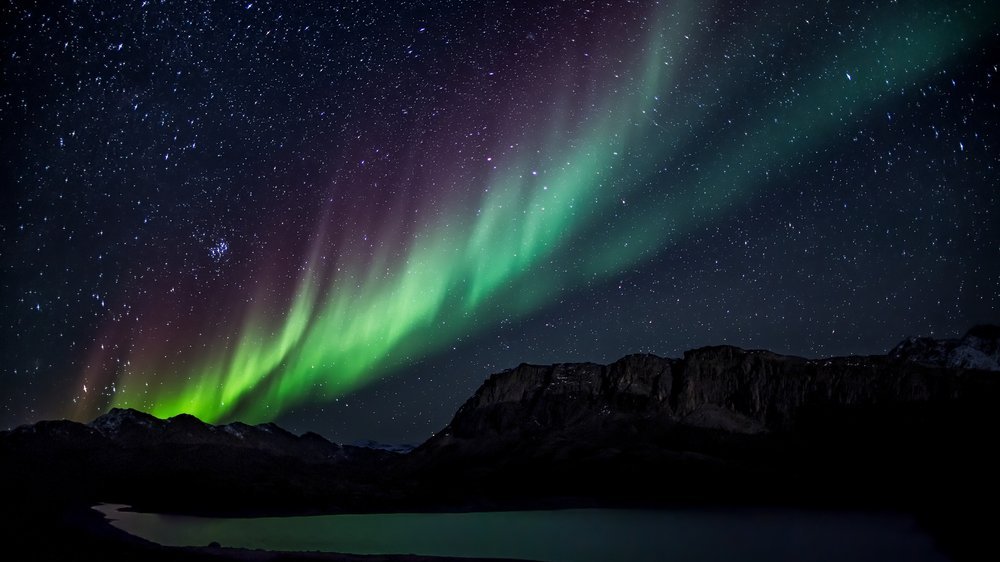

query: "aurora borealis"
xmin=2 ymin=1 xmax=998 ymax=442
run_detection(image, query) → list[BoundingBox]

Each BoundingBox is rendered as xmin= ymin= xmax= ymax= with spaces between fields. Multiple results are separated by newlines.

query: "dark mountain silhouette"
xmin=3 ymin=406 xmax=401 ymax=514
xmin=403 ymin=333 xmax=1000 ymax=508
xmin=4 ymin=326 xmax=999 ymax=560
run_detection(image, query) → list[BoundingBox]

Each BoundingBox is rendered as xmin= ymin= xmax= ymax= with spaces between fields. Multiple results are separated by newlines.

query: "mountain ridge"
xmin=8 ymin=324 xmax=996 ymax=443
xmin=4 ymin=325 xmax=999 ymax=517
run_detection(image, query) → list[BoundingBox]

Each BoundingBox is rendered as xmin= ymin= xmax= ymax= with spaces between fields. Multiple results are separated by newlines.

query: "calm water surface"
xmin=94 ymin=504 xmax=949 ymax=562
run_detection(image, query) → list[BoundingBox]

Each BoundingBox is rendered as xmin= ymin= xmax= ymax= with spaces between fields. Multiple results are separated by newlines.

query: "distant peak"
xmin=167 ymin=412 xmax=206 ymax=424
xmin=104 ymin=407 xmax=147 ymax=416
xmin=90 ymin=407 xmax=161 ymax=436
xmin=94 ymin=407 xmax=159 ymax=423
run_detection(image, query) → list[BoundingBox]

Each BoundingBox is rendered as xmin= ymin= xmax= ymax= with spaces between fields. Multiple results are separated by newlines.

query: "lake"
xmin=94 ymin=504 xmax=949 ymax=561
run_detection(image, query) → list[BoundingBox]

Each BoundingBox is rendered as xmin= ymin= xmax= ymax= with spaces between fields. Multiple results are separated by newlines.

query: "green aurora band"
xmin=107 ymin=1 xmax=994 ymax=422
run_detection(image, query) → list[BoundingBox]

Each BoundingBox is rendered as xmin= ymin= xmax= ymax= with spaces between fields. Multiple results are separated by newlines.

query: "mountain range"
xmin=4 ymin=325 xmax=1000 ymax=559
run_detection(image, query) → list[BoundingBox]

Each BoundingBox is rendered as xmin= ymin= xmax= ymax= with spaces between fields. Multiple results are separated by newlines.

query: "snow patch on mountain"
xmin=890 ymin=325 xmax=1000 ymax=371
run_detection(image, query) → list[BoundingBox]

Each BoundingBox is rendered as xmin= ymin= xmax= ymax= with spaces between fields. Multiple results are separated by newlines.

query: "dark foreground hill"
xmin=3 ymin=325 xmax=1000 ymax=560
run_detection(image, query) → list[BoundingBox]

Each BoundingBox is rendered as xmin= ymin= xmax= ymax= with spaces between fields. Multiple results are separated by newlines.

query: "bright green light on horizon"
xmin=109 ymin=1 xmax=993 ymax=423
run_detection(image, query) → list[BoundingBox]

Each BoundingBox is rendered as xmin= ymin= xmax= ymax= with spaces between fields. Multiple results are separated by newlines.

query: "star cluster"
xmin=1 ymin=0 xmax=997 ymax=443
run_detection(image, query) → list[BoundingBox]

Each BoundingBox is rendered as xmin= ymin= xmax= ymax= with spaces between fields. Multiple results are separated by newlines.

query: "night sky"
xmin=2 ymin=0 xmax=998 ymax=444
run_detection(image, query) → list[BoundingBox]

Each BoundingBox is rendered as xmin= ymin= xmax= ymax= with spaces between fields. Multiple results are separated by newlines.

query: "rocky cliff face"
xmin=408 ymin=330 xmax=999 ymax=507
xmin=426 ymin=342 xmax=984 ymax=449
xmin=445 ymin=354 xmax=677 ymax=437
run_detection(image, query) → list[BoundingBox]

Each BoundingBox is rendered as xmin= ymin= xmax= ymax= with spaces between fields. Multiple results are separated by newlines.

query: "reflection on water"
xmin=94 ymin=504 xmax=948 ymax=562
